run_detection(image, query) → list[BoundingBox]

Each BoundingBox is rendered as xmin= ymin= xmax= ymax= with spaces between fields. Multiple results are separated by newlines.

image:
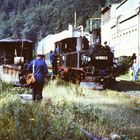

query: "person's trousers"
xmin=134 ymin=69 xmax=139 ymax=81
xmin=32 ymin=81 xmax=44 ymax=101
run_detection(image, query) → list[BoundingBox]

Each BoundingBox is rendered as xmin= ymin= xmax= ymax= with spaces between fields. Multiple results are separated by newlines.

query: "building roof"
xmin=37 ymin=24 xmax=90 ymax=54
xmin=116 ymin=0 xmax=127 ymax=9
xmin=0 ymin=38 xmax=32 ymax=43
xmin=101 ymin=5 xmax=111 ymax=14
xmin=37 ymin=30 xmax=73 ymax=54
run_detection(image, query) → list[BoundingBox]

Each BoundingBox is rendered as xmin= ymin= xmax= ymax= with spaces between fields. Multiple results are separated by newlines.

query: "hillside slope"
xmin=0 ymin=0 xmax=121 ymax=44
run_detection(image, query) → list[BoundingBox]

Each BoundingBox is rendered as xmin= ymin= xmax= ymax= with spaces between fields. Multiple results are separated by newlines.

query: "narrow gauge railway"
xmin=53 ymin=36 xmax=115 ymax=88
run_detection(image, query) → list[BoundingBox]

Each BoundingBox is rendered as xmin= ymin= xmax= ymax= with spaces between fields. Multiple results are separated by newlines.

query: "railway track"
xmin=111 ymin=79 xmax=140 ymax=98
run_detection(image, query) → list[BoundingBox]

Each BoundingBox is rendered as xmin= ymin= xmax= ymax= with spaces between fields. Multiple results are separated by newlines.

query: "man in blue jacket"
xmin=27 ymin=51 xmax=48 ymax=101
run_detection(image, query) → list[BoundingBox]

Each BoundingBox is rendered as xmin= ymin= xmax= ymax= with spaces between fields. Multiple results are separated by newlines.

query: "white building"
xmin=101 ymin=0 xmax=140 ymax=64
xmin=37 ymin=24 xmax=91 ymax=66
xmin=101 ymin=4 xmax=119 ymax=47
xmin=37 ymin=25 xmax=73 ymax=54
xmin=37 ymin=25 xmax=91 ymax=54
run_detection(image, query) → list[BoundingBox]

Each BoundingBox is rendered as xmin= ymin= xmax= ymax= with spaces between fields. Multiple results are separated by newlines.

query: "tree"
xmin=0 ymin=0 xmax=121 ymax=45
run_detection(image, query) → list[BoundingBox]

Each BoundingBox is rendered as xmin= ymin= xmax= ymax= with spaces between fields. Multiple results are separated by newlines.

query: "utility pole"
xmin=135 ymin=2 xmax=140 ymax=67
xmin=74 ymin=11 xmax=77 ymax=28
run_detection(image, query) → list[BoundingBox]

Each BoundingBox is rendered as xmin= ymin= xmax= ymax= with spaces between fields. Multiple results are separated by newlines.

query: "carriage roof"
xmin=0 ymin=38 xmax=32 ymax=47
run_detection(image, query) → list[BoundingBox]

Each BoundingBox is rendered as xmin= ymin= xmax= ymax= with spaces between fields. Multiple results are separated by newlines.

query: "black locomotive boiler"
xmin=54 ymin=37 xmax=115 ymax=86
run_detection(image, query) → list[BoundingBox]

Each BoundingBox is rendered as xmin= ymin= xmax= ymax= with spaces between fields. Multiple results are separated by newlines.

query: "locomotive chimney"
xmin=76 ymin=37 xmax=82 ymax=68
xmin=76 ymin=37 xmax=82 ymax=52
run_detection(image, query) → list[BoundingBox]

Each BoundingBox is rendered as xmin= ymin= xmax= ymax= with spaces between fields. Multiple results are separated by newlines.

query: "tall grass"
xmin=0 ymin=79 xmax=140 ymax=140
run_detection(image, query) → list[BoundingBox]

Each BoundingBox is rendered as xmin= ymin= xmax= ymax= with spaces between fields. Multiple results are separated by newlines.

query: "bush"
xmin=114 ymin=56 xmax=131 ymax=76
xmin=0 ymin=80 xmax=139 ymax=139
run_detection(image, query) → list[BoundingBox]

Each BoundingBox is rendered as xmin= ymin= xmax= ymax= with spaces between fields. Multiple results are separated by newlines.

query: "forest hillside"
xmin=0 ymin=0 xmax=121 ymax=44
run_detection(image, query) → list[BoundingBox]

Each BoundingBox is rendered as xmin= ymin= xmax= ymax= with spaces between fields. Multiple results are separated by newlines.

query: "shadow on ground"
xmin=110 ymin=80 xmax=140 ymax=92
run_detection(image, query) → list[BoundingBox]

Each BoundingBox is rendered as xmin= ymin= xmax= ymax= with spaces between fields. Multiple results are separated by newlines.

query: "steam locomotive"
xmin=54 ymin=36 xmax=115 ymax=87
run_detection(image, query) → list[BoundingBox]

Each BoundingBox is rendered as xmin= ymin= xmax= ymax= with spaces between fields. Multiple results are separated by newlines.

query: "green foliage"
xmin=116 ymin=56 xmax=132 ymax=75
xmin=0 ymin=0 xmax=122 ymax=44
xmin=0 ymin=80 xmax=139 ymax=139
xmin=106 ymin=0 xmax=122 ymax=5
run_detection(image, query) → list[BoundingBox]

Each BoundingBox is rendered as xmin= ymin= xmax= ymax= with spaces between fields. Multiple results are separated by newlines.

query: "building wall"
xmin=101 ymin=4 xmax=119 ymax=46
xmin=101 ymin=0 xmax=140 ymax=60
xmin=111 ymin=16 xmax=138 ymax=57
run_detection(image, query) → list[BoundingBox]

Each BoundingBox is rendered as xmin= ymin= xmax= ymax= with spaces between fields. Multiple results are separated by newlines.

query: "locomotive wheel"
xmin=58 ymin=69 xmax=69 ymax=81
xmin=74 ymin=71 xmax=81 ymax=82
xmin=66 ymin=70 xmax=84 ymax=83
xmin=67 ymin=70 xmax=76 ymax=82
xmin=73 ymin=70 xmax=85 ymax=83
xmin=58 ymin=69 xmax=75 ymax=82
xmin=58 ymin=69 xmax=85 ymax=83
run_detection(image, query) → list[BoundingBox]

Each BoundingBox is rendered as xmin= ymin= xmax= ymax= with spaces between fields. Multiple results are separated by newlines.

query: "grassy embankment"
xmin=0 ymin=79 xmax=140 ymax=140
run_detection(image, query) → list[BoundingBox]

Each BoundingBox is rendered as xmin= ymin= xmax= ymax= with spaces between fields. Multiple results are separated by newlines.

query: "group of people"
xmin=26 ymin=45 xmax=139 ymax=102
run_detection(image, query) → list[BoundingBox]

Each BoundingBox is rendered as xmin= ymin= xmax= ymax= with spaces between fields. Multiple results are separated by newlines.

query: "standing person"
xmin=27 ymin=51 xmax=48 ymax=101
xmin=129 ymin=53 xmax=137 ymax=80
xmin=128 ymin=53 xmax=137 ymax=66
xmin=132 ymin=60 xmax=139 ymax=81
xmin=104 ymin=41 xmax=110 ymax=51
xmin=130 ymin=53 xmax=136 ymax=66
xmin=50 ymin=50 xmax=55 ymax=76
xmin=50 ymin=50 xmax=57 ymax=75
xmin=52 ymin=50 xmax=58 ymax=75
xmin=50 ymin=50 xmax=54 ymax=64
xmin=56 ymin=46 xmax=60 ymax=54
